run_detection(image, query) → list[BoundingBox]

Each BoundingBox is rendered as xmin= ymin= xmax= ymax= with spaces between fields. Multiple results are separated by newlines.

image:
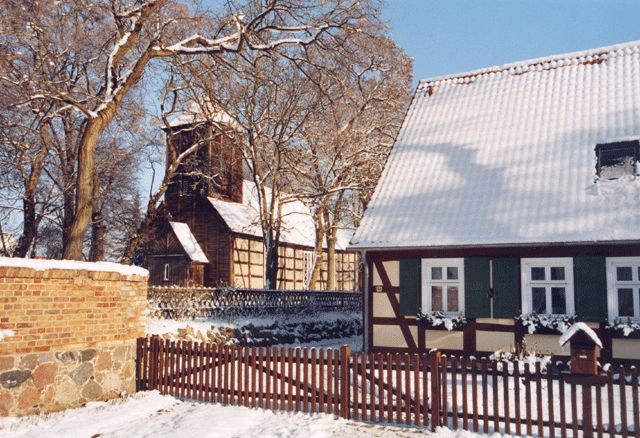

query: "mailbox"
xmin=559 ymin=323 xmax=602 ymax=376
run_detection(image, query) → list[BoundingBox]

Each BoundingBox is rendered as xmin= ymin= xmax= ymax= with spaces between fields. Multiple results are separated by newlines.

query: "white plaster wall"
xmin=425 ymin=330 xmax=464 ymax=350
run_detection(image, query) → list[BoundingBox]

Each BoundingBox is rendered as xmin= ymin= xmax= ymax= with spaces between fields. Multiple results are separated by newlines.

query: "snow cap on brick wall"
xmin=0 ymin=257 xmax=148 ymax=277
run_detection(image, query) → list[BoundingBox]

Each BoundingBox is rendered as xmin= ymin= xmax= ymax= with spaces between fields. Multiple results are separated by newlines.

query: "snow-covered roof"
xmin=166 ymin=102 xmax=238 ymax=129
xmin=209 ymin=180 xmax=353 ymax=250
xmin=169 ymin=222 xmax=209 ymax=263
xmin=351 ymin=40 xmax=640 ymax=249
xmin=0 ymin=257 xmax=148 ymax=276
xmin=559 ymin=322 xmax=603 ymax=348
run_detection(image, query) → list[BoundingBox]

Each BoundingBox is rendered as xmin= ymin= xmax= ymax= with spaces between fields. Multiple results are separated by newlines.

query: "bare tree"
xmin=1 ymin=0 xmax=371 ymax=260
xmin=295 ymin=25 xmax=413 ymax=289
xmin=172 ymin=49 xmax=316 ymax=287
xmin=159 ymin=1 xmax=405 ymax=288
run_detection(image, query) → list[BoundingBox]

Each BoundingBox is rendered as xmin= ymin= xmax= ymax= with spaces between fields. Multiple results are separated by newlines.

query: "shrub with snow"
xmin=515 ymin=313 xmax=577 ymax=334
xmin=605 ymin=317 xmax=640 ymax=337
xmin=417 ymin=311 xmax=466 ymax=331
xmin=490 ymin=348 xmax=553 ymax=374
xmin=150 ymin=313 xmax=363 ymax=347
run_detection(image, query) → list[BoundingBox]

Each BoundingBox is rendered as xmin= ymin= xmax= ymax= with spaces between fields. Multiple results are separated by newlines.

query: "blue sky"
xmin=382 ymin=0 xmax=640 ymax=84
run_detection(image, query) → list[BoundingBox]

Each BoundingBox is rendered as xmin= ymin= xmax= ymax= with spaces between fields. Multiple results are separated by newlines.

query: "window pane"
xmin=551 ymin=287 xmax=566 ymax=314
xmin=431 ymin=267 xmax=442 ymax=280
xmin=531 ymin=267 xmax=545 ymax=281
xmin=617 ymin=267 xmax=633 ymax=281
xmin=447 ymin=287 xmax=459 ymax=312
xmin=597 ymin=141 xmax=637 ymax=179
xmin=447 ymin=267 xmax=459 ymax=280
xmin=618 ymin=288 xmax=634 ymax=317
xmin=431 ymin=286 xmax=443 ymax=311
xmin=532 ymin=287 xmax=546 ymax=313
xmin=550 ymin=267 xmax=565 ymax=281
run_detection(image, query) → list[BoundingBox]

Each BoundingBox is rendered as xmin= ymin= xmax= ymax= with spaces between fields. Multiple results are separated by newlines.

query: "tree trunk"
xmin=308 ymin=207 xmax=325 ymax=290
xmin=326 ymin=225 xmax=338 ymax=290
xmin=63 ymin=40 xmax=155 ymax=260
xmin=89 ymin=173 xmax=105 ymax=261
xmin=14 ymin=196 xmax=37 ymax=257
xmin=264 ymin=231 xmax=280 ymax=290
xmin=89 ymin=209 xmax=106 ymax=261
xmin=63 ymin=117 xmax=107 ymax=259
xmin=120 ymin=199 xmax=160 ymax=265
xmin=61 ymin=188 xmax=75 ymax=253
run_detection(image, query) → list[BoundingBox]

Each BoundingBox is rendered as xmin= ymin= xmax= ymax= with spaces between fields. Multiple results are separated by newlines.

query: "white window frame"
xmin=163 ymin=263 xmax=170 ymax=282
xmin=606 ymin=257 xmax=640 ymax=321
xmin=521 ymin=258 xmax=575 ymax=316
xmin=421 ymin=258 xmax=465 ymax=316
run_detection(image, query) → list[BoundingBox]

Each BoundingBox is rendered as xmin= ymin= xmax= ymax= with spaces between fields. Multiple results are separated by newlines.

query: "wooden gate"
xmin=136 ymin=337 xmax=639 ymax=436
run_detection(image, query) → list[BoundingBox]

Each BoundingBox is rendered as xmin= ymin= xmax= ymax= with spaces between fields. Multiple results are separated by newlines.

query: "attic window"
xmin=595 ymin=140 xmax=639 ymax=179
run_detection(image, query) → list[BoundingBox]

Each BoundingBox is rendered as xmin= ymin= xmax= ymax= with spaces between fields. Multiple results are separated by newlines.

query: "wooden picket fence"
xmin=136 ymin=337 xmax=639 ymax=437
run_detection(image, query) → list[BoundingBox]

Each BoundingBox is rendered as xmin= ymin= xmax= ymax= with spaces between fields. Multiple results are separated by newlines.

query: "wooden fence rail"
xmin=136 ymin=337 xmax=639 ymax=437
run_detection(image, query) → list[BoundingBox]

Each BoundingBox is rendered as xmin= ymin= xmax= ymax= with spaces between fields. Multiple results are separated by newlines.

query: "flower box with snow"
xmin=417 ymin=311 xmax=466 ymax=331
xmin=515 ymin=313 xmax=577 ymax=335
xmin=605 ymin=318 xmax=640 ymax=339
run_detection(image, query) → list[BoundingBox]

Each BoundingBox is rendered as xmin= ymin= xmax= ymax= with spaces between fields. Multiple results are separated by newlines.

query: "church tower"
xmin=164 ymin=113 xmax=244 ymax=222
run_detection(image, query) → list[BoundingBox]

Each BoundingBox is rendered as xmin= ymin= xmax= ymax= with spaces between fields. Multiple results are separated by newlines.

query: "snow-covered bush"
xmin=605 ymin=317 xmax=640 ymax=337
xmin=151 ymin=314 xmax=362 ymax=346
xmin=417 ymin=311 xmax=466 ymax=331
xmin=515 ymin=313 xmax=576 ymax=334
xmin=490 ymin=347 xmax=553 ymax=374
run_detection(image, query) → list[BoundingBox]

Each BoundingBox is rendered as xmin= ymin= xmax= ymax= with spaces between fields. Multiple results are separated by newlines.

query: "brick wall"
xmin=0 ymin=259 xmax=148 ymax=416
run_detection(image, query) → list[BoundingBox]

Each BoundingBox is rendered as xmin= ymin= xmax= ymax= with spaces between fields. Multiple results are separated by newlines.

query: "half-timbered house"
xmin=146 ymin=108 xmax=359 ymax=291
xmin=350 ymin=41 xmax=640 ymax=362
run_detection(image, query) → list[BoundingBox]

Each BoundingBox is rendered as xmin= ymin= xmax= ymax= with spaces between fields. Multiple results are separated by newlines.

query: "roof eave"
xmin=348 ymin=238 xmax=640 ymax=252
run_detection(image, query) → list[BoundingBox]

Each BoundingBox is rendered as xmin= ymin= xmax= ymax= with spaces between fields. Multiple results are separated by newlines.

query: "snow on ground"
xmin=0 ymin=391 xmax=489 ymax=438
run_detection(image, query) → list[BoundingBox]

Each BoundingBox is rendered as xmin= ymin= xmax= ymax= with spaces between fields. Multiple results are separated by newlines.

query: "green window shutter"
xmin=399 ymin=258 xmax=421 ymax=316
xmin=573 ymin=256 xmax=607 ymax=322
xmin=464 ymin=257 xmax=490 ymax=318
xmin=492 ymin=257 xmax=520 ymax=318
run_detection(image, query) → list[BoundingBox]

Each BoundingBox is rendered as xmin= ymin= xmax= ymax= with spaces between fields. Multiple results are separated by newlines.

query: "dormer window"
xmin=595 ymin=140 xmax=639 ymax=179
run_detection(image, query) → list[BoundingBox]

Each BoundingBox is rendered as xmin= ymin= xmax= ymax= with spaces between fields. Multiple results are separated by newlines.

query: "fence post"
xmin=150 ymin=335 xmax=160 ymax=390
xmin=430 ymin=350 xmax=442 ymax=430
xmin=582 ymin=384 xmax=593 ymax=438
xmin=339 ymin=345 xmax=351 ymax=419
xmin=135 ymin=338 xmax=142 ymax=392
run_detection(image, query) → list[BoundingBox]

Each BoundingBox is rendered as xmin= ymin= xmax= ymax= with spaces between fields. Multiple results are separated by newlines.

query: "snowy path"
xmin=0 ymin=391 xmax=488 ymax=438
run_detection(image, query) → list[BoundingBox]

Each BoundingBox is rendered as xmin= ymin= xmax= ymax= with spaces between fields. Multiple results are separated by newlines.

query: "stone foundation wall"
xmin=0 ymin=258 xmax=147 ymax=416
xmin=0 ymin=343 xmax=135 ymax=416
